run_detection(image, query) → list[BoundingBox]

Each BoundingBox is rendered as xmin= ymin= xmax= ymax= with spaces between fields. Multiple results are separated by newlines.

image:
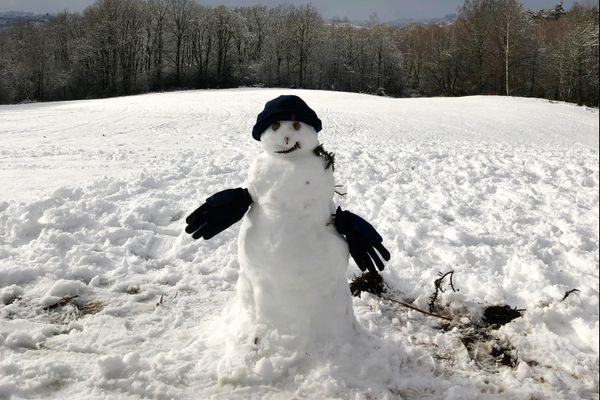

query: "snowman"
xmin=185 ymin=95 xmax=390 ymax=357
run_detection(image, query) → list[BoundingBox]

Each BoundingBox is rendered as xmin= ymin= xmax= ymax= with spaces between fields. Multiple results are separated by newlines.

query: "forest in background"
xmin=0 ymin=0 xmax=598 ymax=106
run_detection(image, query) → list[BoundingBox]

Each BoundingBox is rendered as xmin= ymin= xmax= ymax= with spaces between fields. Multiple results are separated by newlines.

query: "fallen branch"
xmin=561 ymin=289 xmax=581 ymax=302
xmin=383 ymin=295 xmax=452 ymax=321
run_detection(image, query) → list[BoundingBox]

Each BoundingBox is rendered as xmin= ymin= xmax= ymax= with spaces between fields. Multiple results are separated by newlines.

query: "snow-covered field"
xmin=0 ymin=89 xmax=598 ymax=399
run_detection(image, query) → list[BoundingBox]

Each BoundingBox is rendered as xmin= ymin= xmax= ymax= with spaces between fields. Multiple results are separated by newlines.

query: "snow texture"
xmin=0 ymin=89 xmax=598 ymax=399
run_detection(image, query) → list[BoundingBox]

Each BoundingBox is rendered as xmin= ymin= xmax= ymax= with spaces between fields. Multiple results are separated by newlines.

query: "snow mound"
xmin=0 ymin=89 xmax=598 ymax=399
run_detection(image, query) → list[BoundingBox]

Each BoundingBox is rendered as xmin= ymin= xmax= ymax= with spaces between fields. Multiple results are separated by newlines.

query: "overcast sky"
xmin=0 ymin=0 xmax=585 ymax=21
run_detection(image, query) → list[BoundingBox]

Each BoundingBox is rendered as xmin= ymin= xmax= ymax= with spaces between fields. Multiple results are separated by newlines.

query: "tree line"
xmin=0 ymin=0 xmax=597 ymax=106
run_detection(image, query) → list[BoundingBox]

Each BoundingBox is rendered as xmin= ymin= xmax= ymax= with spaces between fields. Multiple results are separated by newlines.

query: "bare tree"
xmin=3 ymin=22 xmax=49 ymax=100
xmin=459 ymin=0 xmax=494 ymax=92
xmin=118 ymin=0 xmax=144 ymax=93
xmin=421 ymin=24 xmax=464 ymax=96
xmin=287 ymin=5 xmax=322 ymax=87
xmin=493 ymin=0 xmax=528 ymax=95
xmin=557 ymin=5 xmax=599 ymax=105
xmin=188 ymin=4 xmax=211 ymax=85
xmin=144 ymin=0 xmax=169 ymax=89
xmin=168 ymin=0 xmax=192 ymax=85
xmin=210 ymin=6 xmax=244 ymax=85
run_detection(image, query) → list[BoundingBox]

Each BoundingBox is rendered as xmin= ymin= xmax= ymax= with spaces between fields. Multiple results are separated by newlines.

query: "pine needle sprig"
xmin=428 ymin=271 xmax=458 ymax=312
xmin=313 ymin=144 xmax=335 ymax=171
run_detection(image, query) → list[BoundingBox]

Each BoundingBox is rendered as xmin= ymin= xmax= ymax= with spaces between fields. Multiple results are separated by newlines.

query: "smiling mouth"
xmin=275 ymin=142 xmax=301 ymax=154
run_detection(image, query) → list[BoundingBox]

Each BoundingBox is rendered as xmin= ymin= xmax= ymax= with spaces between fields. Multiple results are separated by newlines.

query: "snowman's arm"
xmin=185 ymin=187 xmax=253 ymax=240
xmin=334 ymin=207 xmax=391 ymax=273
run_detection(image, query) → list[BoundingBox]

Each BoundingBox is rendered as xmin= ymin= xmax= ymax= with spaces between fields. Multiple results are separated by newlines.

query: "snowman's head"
xmin=259 ymin=120 xmax=319 ymax=158
xmin=252 ymin=96 xmax=322 ymax=158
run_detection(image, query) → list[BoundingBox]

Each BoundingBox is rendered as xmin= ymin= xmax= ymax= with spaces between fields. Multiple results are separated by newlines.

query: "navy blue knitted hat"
xmin=252 ymin=95 xmax=322 ymax=141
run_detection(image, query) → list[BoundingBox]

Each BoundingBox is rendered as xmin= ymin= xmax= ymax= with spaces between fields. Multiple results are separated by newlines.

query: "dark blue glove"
xmin=185 ymin=188 xmax=253 ymax=240
xmin=334 ymin=207 xmax=390 ymax=273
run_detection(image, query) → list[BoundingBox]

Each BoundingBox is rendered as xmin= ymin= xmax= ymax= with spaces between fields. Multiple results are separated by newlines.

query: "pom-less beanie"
xmin=252 ymin=95 xmax=322 ymax=141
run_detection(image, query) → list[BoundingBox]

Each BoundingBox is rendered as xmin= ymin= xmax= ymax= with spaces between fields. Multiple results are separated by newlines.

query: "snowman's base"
xmin=214 ymin=295 xmax=368 ymax=385
xmin=216 ymin=323 xmax=366 ymax=385
xmin=214 ymin=314 xmax=408 ymax=393
xmin=216 ymin=320 xmax=311 ymax=385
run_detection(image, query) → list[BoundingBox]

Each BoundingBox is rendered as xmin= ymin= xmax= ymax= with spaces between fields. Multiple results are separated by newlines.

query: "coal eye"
xmin=293 ymin=121 xmax=301 ymax=131
xmin=271 ymin=121 xmax=280 ymax=131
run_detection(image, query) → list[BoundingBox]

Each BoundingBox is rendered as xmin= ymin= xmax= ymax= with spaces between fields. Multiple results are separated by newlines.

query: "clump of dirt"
xmin=2 ymin=295 xmax=22 ymax=306
xmin=43 ymin=295 xmax=105 ymax=321
xmin=43 ymin=295 xmax=80 ymax=311
xmin=350 ymin=271 xmax=386 ymax=297
xmin=490 ymin=342 xmax=518 ymax=367
xmin=459 ymin=325 xmax=518 ymax=368
xmin=437 ymin=304 xmax=524 ymax=369
xmin=124 ymin=286 xmax=141 ymax=295
xmin=78 ymin=300 xmax=105 ymax=316
xmin=483 ymin=305 xmax=523 ymax=326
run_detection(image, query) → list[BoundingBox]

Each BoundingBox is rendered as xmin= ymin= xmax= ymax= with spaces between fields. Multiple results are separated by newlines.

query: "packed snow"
xmin=0 ymin=89 xmax=598 ymax=399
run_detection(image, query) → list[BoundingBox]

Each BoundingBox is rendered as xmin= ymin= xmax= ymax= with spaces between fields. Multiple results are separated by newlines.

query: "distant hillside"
xmin=326 ymin=13 xmax=458 ymax=27
xmin=387 ymin=13 xmax=458 ymax=27
xmin=0 ymin=11 xmax=50 ymax=32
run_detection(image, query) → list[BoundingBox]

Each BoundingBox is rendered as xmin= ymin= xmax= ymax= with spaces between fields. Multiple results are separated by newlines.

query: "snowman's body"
xmin=236 ymin=154 xmax=354 ymax=342
xmin=186 ymin=98 xmax=391 ymax=382
xmin=229 ymin=121 xmax=357 ymax=348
